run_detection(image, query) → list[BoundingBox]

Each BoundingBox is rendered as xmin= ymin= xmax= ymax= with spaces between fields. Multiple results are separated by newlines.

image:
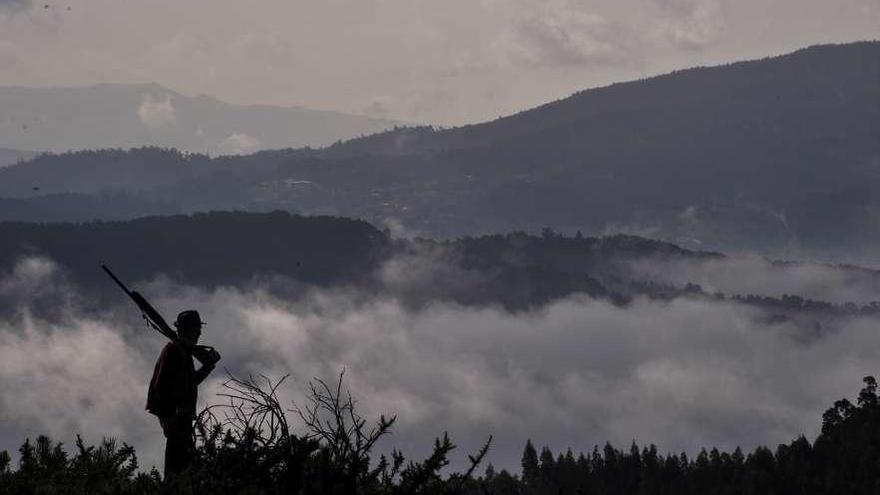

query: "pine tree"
xmin=521 ymin=440 xmax=540 ymax=494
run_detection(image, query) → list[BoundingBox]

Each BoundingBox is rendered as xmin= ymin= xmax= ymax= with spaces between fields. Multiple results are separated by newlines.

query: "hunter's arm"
xmin=194 ymin=362 xmax=215 ymax=385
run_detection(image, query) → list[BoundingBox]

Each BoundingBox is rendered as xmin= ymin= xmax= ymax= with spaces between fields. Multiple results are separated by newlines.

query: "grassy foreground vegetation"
xmin=2 ymin=375 xmax=879 ymax=494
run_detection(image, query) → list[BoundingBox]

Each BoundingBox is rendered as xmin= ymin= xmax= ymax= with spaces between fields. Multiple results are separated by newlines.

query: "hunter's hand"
xmin=207 ymin=348 xmax=221 ymax=365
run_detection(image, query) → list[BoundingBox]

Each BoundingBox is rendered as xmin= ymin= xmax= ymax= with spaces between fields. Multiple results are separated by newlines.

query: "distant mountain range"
xmin=0 ymin=83 xmax=406 ymax=154
xmin=0 ymin=42 xmax=877 ymax=261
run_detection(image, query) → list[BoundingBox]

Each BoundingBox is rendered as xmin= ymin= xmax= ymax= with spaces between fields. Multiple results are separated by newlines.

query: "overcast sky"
xmin=0 ymin=0 xmax=878 ymax=125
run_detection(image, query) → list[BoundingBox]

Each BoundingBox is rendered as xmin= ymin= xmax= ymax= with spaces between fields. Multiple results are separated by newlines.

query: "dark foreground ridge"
xmin=2 ymin=375 xmax=879 ymax=494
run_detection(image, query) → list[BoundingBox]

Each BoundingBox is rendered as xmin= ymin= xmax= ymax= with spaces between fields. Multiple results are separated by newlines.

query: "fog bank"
xmin=0 ymin=257 xmax=877 ymax=472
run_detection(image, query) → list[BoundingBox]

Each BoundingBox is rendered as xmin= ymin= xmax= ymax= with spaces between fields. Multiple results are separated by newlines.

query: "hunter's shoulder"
xmin=159 ymin=341 xmax=187 ymax=360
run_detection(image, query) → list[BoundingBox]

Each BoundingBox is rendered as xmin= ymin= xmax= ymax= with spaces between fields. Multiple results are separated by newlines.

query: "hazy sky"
xmin=0 ymin=0 xmax=878 ymax=125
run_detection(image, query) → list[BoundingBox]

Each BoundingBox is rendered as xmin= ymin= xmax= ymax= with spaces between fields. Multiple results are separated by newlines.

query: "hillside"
xmin=0 ymin=147 xmax=37 ymax=167
xmin=0 ymin=43 xmax=878 ymax=259
xmin=322 ymin=42 xmax=880 ymax=255
xmin=2 ymin=211 xmax=878 ymax=319
xmin=332 ymin=42 xmax=880 ymax=155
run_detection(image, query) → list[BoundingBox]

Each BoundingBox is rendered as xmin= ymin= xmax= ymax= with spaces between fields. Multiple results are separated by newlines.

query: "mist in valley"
xmin=1 ymin=250 xmax=877 ymax=474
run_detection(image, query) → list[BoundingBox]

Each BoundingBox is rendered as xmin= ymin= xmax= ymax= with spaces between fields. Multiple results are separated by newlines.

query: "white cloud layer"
xmin=137 ymin=94 xmax=176 ymax=129
xmin=218 ymin=132 xmax=262 ymax=155
xmin=1 ymin=256 xmax=878 ymax=473
xmin=626 ymin=254 xmax=880 ymax=304
xmin=492 ymin=2 xmax=643 ymax=68
xmin=655 ymin=0 xmax=728 ymax=49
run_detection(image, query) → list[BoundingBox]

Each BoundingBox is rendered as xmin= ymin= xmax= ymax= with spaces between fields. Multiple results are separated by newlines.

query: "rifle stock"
xmin=128 ymin=291 xmax=176 ymax=340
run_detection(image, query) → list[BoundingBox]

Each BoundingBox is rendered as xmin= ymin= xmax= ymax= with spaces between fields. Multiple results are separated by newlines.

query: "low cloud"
xmin=494 ymin=3 xmax=643 ymax=69
xmin=218 ymin=133 xmax=261 ymax=155
xmin=654 ymin=0 xmax=728 ymax=50
xmin=626 ymin=254 xmax=880 ymax=305
xmin=0 ymin=258 xmax=160 ymax=468
xmin=1 ymin=254 xmax=878 ymax=473
xmin=0 ymin=315 xmax=157 ymax=453
xmin=137 ymin=94 xmax=177 ymax=129
xmin=377 ymin=242 xmax=489 ymax=306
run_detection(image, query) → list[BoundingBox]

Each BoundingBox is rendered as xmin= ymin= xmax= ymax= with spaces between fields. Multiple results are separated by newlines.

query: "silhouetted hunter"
xmin=146 ymin=310 xmax=219 ymax=478
xmin=101 ymin=265 xmax=221 ymax=480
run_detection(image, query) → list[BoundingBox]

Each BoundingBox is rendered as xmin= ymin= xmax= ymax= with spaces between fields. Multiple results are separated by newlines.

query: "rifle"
xmin=102 ymin=264 xmax=220 ymax=366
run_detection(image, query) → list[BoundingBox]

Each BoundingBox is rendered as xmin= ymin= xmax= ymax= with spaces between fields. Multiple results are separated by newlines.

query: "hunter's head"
xmin=175 ymin=310 xmax=204 ymax=345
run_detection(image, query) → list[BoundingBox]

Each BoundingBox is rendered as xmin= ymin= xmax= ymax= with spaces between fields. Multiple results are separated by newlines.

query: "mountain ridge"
xmin=329 ymin=41 xmax=880 ymax=155
xmin=0 ymin=41 xmax=877 ymax=261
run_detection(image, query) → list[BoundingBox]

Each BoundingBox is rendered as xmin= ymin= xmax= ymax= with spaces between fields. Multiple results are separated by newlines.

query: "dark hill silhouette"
xmin=0 ymin=212 xmax=694 ymax=312
xmin=321 ymin=42 xmax=880 ymax=256
xmin=0 ymin=211 xmax=387 ymax=291
xmin=0 ymin=42 xmax=878 ymax=258
xmin=0 ymin=148 xmax=214 ymax=198
xmin=2 ymin=211 xmax=879 ymax=320
xmin=331 ymin=42 xmax=879 ymax=155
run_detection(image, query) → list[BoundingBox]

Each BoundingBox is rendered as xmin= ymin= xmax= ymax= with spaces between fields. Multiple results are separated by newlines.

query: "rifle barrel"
xmin=101 ymin=264 xmax=131 ymax=295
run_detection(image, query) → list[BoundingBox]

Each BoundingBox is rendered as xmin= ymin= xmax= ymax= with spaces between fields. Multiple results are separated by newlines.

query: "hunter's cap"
xmin=175 ymin=310 xmax=205 ymax=328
